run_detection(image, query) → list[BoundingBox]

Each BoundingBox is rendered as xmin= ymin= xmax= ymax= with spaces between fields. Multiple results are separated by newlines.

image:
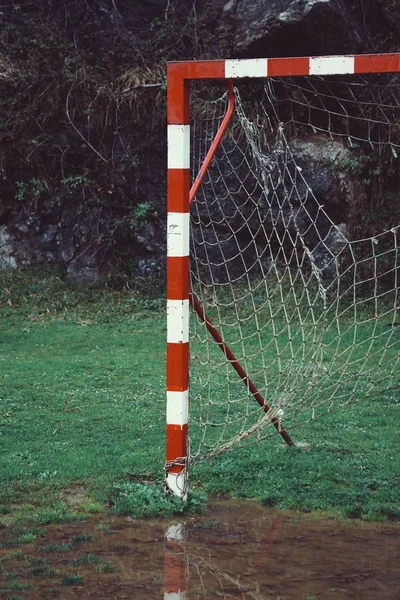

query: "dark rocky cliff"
xmin=0 ymin=0 xmax=399 ymax=283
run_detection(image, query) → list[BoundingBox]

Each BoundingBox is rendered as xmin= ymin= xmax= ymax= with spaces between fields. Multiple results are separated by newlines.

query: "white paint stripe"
xmin=168 ymin=124 xmax=190 ymax=169
xmin=167 ymin=391 xmax=189 ymax=426
xmin=167 ymin=212 xmax=190 ymax=257
xmin=164 ymin=592 xmax=187 ymax=600
xmin=309 ymin=55 xmax=355 ymax=75
xmin=167 ymin=299 xmax=189 ymax=343
xmin=225 ymin=58 xmax=267 ymax=78
xmin=165 ymin=523 xmax=185 ymax=542
xmin=166 ymin=472 xmax=188 ymax=501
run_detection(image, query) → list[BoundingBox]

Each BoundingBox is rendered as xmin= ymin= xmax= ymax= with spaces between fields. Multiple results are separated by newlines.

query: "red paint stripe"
xmin=355 ymin=53 xmax=400 ymax=74
xmin=165 ymin=549 xmax=186 ymax=592
xmin=169 ymin=60 xmax=225 ymax=80
xmin=190 ymin=80 xmax=235 ymax=205
xmin=167 ymin=64 xmax=190 ymax=124
xmin=268 ymin=56 xmax=310 ymax=77
xmin=168 ymin=168 xmax=190 ymax=213
xmin=184 ymin=60 xmax=225 ymax=80
xmin=167 ymin=342 xmax=189 ymax=391
xmin=167 ymin=256 xmax=189 ymax=300
xmin=168 ymin=61 xmax=224 ymax=123
xmin=166 ymin=423 xmax=188 ymax=468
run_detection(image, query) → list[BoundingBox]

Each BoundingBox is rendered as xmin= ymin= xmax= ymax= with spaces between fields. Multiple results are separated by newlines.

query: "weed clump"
xmin=61 ymin=573 xmax=84 ymax=586
xmin=28 ymin=557 xmax=59 ymax=577
xmin=109 ymin=482 xmax=206 ymax=518
xmin=42 ymin=543 xmax=73 ymax=553
xmin=69 ymin=533 xmax=93 ymax=544
xmin=6 ymin=582 xmax=29 ymax=591
xmin=69 ymin=553 xmax=101 ymax=566
xmin=6 ymin=551 xmax=27 ymax=561
xmin=68 ymin=553 xmax=118 ymax=573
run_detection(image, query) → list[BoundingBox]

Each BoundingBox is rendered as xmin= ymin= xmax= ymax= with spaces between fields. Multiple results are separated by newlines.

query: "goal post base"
xmin=166 ymin=471 xmax=188 ymax=501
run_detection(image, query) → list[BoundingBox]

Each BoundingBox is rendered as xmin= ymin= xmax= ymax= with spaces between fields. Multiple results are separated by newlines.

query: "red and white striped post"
xmin=164 ymin=524 xmax=187 ymax=600
xmin=165 ymin=53 xmax=400 ymax=499
xmin=166 ymin=66 xmax=191 ymax=499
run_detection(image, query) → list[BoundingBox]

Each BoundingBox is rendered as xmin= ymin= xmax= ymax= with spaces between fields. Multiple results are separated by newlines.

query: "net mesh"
xmin=188 ymin=74 xmax=400 ymax=461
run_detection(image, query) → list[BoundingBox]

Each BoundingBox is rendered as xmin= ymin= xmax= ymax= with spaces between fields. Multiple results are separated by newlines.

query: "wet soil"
xmin=0 ymin=501 xmax=399 ymax=599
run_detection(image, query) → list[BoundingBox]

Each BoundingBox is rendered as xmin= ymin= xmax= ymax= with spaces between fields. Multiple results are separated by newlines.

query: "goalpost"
xmin=166 ymin=54 xmax=400 ymax=499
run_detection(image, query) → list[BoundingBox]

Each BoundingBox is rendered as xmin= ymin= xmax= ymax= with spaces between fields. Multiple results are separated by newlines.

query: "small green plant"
xmin=109 ymin=482 xmax=206 ymax=518
xmin=344 ymin=505 xmax=363 ymax=519
xmin=0 ymin=540 xmax=18 ymax=550
xmin=132 ymin=201 xmax=155 ymax=223
xmin=15 ymin=178 xmax=45 ymax=202
xmin=69 ymin=533 xmax=94 ymax=544
xmin=113 ymin=541 xmax=129 ymax=550
xmin=7 ymin=551 xmax=27 ymax=561
xmin=18 ymin=533 xmax=36 ymax=544
xmin=68 ymin=553 xmax=118 ymax=572
xmin=42 ymin=543 xmax=73 ymax=553
xmin=94 ymin=560 xmax=118 ymax=573
xmin=69 ymin=553 xmax=101 ymax=566
xmin=81 ymin=501 xmax=103 ymax=514
xmin=30 ymin=502 xmax=78 ymax=525
xmin=193 ymin=519 xmax=220 ymax=529
xmin=95 ymin=522 xmax=116 ymax=533
xmin=28 ymin=557 xmax=59 ymax=577
xmin=61 ymin=173 xmax=95 ymax=196
xmin=0 ymin=567 xmax=21 ymax=580
xmin=6 ymin=581 xmax=30 ymax=591
xmin=61 ymin=573 xmax=84 ymax=585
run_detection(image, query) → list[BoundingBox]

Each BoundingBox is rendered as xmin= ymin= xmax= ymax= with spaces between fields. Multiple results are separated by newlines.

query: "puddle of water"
xmin=0 ymin=501 xmax=399 ymax=599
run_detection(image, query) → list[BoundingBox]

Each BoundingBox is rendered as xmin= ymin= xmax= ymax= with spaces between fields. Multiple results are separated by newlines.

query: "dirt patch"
xmin=0 ymin=501 xmax=399 ymax=599
xmin=60 ymin=484 xmax=93 ymax=510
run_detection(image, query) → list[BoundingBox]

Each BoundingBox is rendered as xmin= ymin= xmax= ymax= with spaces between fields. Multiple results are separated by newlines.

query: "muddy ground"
xmin=0 ymin=501 xmax=399 ymax=599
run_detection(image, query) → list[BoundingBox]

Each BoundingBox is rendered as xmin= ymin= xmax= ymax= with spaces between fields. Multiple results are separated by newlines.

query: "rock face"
xmin=378 ymin=0 xmax=400 ymax=33
xmin=0 ymin=165 xmax=167 ymax=283
xmin=0 ymin=0 xmax=398 ymax=283
xmin=233 ymin=0 xmax=366 ymax=56
xmin=0 ymin=203 xmax=104 ymax=284
xmin=191 ymin=133 xmax=360 ymax=283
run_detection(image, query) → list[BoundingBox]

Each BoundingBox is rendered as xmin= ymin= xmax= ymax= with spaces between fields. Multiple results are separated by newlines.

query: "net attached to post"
xmin=188 ymin=73 xmax=400 ymax=461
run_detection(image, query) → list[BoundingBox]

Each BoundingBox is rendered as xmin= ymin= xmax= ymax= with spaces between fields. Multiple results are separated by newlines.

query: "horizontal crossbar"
xmin=167 ymin=53 xmax=400 ymax=80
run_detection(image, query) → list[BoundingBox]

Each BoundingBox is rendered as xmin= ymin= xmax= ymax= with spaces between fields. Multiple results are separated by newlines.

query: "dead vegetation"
xmin=0 ymin=1 xmax=216 ymax=274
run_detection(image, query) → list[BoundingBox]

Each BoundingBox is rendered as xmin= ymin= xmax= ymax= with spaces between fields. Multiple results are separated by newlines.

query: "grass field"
xmin=0 ymin=268 xmax=399 ymax=523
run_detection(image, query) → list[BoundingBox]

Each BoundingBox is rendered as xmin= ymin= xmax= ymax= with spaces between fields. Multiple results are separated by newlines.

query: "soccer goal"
xmin=166 ymin=54 xmax=400 ymax=499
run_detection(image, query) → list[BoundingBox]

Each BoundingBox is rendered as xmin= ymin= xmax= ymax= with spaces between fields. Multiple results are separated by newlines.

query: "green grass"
xmin=28 ymin=556 xmax=59 ymax=577
xmin=69 ymin=553 xmax=118 ymax=572
xmin=68 ymin=533 xmax=93 ymax=544
xmin=6 ymin=551 xmax=27 ymax=561
xmin=6 ymin=581 xmax=30 ymax=590
xmin=61 ymin=573 xmax=85 ymax=585
xmin=42 ymin=543 xmax=74 ymax=553
xmin=69 ymin=553 xmax=103 ymax=566
xmin=95 ymin=560 xmax=118 ymax=573
xmin=18 ymin=533 xmax=37 ymax=545
xmin=0 ymin=267 xmax=399 ymax=521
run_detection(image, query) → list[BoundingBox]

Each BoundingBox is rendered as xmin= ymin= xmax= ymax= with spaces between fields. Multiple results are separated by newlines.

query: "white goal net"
xmin=188 ymin=72 xmax=400 ymax=460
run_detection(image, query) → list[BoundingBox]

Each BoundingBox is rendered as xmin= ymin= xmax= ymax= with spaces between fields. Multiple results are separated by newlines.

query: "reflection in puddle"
xmin=0 ymin=501 xmax=399 ymax=599
xmin=163 ymin=504 xmax=399 ymax=600
xmin=165 ymin=523 xmax=187 ymax=599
